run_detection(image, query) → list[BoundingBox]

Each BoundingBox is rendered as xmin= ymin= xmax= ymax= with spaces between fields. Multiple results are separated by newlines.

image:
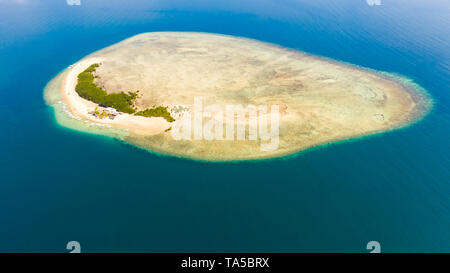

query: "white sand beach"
xmin=61 ymin=58 xmax=171 ymax=136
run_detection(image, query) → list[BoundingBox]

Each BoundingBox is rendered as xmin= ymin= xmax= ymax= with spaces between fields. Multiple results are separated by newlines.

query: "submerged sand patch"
xmin=44 ymin=32 xmax=432 ymax=161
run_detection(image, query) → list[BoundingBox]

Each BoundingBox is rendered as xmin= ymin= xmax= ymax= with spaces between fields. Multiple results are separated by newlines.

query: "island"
xmin=44 ymin=32 xmax=432 ymax=161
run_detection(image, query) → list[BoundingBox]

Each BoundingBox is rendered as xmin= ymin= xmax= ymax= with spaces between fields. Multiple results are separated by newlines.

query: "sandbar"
xmin=44 ymin=32 xmax=432 ymax=161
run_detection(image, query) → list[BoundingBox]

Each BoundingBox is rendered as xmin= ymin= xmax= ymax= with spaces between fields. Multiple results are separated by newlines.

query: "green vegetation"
xmin=164 ymin=127 xmax=172 ymax=132
xmin=93 ymin=107 xmax=114 ymax=119
xmin=135 ymin=106 xmax=175 ymax=122
xmin=76 ymin=63 xmax=175 ymax=123
xmin=75 ymin=63 xmax=137 ymax=114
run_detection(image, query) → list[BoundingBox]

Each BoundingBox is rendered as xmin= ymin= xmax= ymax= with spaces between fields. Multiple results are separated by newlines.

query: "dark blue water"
xmin=0 ymin=0 xmax=449 ymax=252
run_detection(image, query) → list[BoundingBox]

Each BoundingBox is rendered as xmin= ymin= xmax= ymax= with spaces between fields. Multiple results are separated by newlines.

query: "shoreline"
xmin=44 ymin=32 xmax=434 ymax=162
xmin=59 ymin=58 xmax=171 ymax=136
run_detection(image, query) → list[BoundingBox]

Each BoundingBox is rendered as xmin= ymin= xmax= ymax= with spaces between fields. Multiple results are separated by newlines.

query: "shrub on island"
xmin=75 ymin=63 xmax=137 ymax=114
xmin=135 ymin=106 xmax=175 ymax=122
xmin=76 ymin=63 xmax=175 ymax=122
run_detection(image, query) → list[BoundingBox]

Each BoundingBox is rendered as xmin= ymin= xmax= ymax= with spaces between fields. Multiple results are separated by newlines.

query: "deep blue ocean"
xmin=0 ymin=0 xmax=448 ymax=252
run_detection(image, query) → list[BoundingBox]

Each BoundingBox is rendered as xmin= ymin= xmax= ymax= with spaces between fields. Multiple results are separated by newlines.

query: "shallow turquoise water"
xmin=0 ymin=0 xmax=449 ymax=252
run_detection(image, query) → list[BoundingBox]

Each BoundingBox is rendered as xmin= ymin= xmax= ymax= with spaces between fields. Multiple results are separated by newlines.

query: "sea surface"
xmin=0 ymin=0 xmax=449 ymax=252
